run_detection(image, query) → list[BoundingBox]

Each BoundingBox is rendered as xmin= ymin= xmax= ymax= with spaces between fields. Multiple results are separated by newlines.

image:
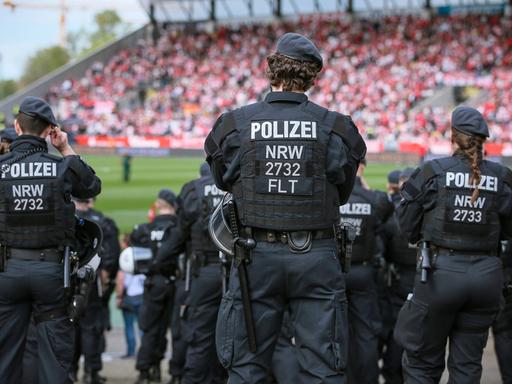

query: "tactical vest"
xmin=229 ymin=100 xmax=347 ymax=230
xmin=148 ymin=215 xmax=176 ymax=258
xmin=422 ymin=157 xmax=506 ymax=252
xmin=339 ymin=183 xmax=377 ymax=262
xmin=190 ymin=176 xmax=223 ymax=254
xmin=0 ymin=151 xmax=75 ymax=248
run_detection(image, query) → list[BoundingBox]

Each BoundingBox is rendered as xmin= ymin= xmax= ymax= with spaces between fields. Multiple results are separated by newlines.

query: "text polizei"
xmin=251 ymin=121 xmax=317 ymax=140
xmin=1 ymin=162 xmax=57 ymax=179
xmin=445 ymin=172 xmax=498 ymax=192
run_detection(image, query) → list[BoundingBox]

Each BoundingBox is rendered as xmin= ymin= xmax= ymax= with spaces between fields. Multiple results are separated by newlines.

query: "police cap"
xmin=18 ymin=96 xmax=59 ymax=127
xmin=158 ymin=188 xmax=176 ymax=206
xmin=387 ymin=170 xmax=401 ymax=185
xmin=276 ymin=33 xmax=323 ymax=69
xmin=451 ymin=106 xmax=489 ymax=138
xmin=0 ymin=127 xmax=17 ymax=142
xmin=200 ymin=162 xmax=211 ymax=177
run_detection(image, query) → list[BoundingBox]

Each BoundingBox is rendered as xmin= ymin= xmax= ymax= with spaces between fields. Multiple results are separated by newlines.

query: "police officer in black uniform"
xmin=340 ymin=159 xmax=393 ymax=384
xmin=71 ymin=197 xmax=120 ymax=384
xmin=493 ymin=240 xmax=512 ymax=384
xmin=380 ymin=168 xmax=416 ymax=384
xmin=173 ymin=162 xmax=225 ymax=384
xmin=135 ymin=189 xmax=179 ymax=384
xmin=0 ymin=96 xmax=101 ymax=384
xmin=205 ymin=33 xmax=366 ymax=383
xmin=395 ymin=106 xmax=512 ymax=383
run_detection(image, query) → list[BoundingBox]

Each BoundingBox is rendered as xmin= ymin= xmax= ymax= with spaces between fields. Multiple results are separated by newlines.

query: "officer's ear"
xmin=14 ymin=119 xmax=23 ymax=136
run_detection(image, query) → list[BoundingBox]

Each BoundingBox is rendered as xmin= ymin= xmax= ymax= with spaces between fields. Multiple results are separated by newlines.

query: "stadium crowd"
xmin=46 ymin=13 xmax=512 ymax=143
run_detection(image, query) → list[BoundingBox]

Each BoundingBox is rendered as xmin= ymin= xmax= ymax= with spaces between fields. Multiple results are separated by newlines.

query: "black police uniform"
xmin=71 ymin=207 xmax=119 ymax=384
xmin=168 ymin=278 xmax=188 ymax=382
xmin=135 ymin=212 xmax=179 ymax=381
xmin=380 ymin=188 xmax=417 ymax=384
xmin=395 ymin=107 xmax=512 ymax=383
xmin=205 ymin=32 xmax=366 ymax=381
xmin=0 ymin=136 xmax=101 ymax=383
xmin=173 ymin=168 xmax=225 ymax=383
xmin=492 ymin=240 xmax=512 ymax=384
xmin=340 ymin=177 xmax=393 ymax=384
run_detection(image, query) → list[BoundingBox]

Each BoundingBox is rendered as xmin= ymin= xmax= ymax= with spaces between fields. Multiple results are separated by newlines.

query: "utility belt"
xmin=433 ymin=246 xmax=498 ymax=258
xmin=5 ymin=247 xmax=62 ymax=263
xmin=252 ymin=228 xmax=334 ymax=244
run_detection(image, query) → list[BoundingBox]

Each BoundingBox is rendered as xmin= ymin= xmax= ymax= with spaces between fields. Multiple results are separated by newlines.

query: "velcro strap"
xmin=332 ymin=115 xmax=366 ymax=157
xmin=34 ymin=307 xmax=69 ymax=324
xmin=402 ymin=182 xmax=421 ymax=200
xmin=421 ymin=163 xmax=436 ymax=181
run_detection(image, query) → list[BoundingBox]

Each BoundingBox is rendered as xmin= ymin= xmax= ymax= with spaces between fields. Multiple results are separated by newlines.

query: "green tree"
xmin=88 ymin=10 xmax=123 ymax=53
xmin=0 ymin=79 xmax=17 ymax=100
xmin=20 ymin=46 xmax=70 ymax=87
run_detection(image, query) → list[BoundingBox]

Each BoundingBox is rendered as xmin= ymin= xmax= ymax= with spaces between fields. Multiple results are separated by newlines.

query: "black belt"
xmin=434 ymin=247 xmax=498 ymax=257
xmin=7 ymin=248 xmax=62 ymax=263
xmin=252 ymin=229 xmax=334 ymax=244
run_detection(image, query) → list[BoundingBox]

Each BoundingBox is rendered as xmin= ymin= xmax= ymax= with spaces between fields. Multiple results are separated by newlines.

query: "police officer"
xmin=492 ymin=240 xmax=512 ymax=384
xmin=205 ymin=33 xmax=366 ymax=382
xmin=0 ymin=126 xmax=17 ymax=154
xmin=379 ymin=168 xmax=416 ymax=384
xmin=340 ymin=159 xmax=393 ymax=384
xmin=0 ymin=96 xmax=101 ymax=384
xmin=173 ymin=162 xmax=225 ymax=384
xmin=135 ymin=189 xmax=179 ymax=384
xmin=71 ymin=197 xmax=120 ymax=384
xmin=395 ymin=106 xmax=512 ymax=383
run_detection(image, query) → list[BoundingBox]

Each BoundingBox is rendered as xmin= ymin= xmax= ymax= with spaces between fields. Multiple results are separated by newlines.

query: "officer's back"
xmin=0 ymin=97 xmax=101 ymax=384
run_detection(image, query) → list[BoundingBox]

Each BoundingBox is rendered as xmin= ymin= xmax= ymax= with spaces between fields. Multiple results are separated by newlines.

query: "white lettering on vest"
xmin=446 ymin=172 xmax=498 ymax=192
xmin=251 ymin=121 xmax=317 ymax=140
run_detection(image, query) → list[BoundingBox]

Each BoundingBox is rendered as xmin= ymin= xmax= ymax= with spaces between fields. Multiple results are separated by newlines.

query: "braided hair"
xmin=452 ymin=128 xmax=485 ymax=204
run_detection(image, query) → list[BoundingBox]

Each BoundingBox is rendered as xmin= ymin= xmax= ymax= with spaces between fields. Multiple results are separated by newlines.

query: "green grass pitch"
xmin=84 ymin=155 xmax=409 ymax=233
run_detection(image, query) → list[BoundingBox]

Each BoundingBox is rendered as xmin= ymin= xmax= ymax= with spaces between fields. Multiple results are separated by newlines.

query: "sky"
xmin=0 ymin=0 xmax=147 ymax=80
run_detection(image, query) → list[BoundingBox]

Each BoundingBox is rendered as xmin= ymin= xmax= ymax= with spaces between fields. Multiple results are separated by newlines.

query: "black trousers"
xmin=493 ymin=266 xmax=512 ymax=384
xmin=182 ymin=263 xmax=223 ymax=384
xmin=345 ymin=263 xmax=382 ymax=384
xmin=136 ymin=274 xmax=175 ymax=371
xmin=169 ymin=279 xmax=188 ymax=378
xmin=0 ymin=258 xmax=74 ymax=384
xmin=395 ymin=254 xmax=502 ymax=384
xmin=380 ymin=264 xmax=416 ymax=384
xmin=216 ymin=239 xmax=348 ymax=384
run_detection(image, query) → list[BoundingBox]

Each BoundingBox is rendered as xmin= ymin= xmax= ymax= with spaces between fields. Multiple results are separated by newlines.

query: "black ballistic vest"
xmin=339 ymin=182 xmax=378 ymax=262
xmin=231 ymin=100 xmax=342 ymax=231
xmin=0 ymin=150 xmax=75 ymax=248
xmin=422 ymin=157 xmax=506 ymax=252
xmin=148 ymin=214 xmax=176 ymax=258
xmin=190 ymin=175 xmax=223 ymax=254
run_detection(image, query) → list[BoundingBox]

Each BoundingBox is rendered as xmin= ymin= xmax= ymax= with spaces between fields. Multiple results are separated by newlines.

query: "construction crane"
xmin=2 ymin=0 xmax=140 ymax=48
xmin=2 ymin=0 xmax=77 ymax=47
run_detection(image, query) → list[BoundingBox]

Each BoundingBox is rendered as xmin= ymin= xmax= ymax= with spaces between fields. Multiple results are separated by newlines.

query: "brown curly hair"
xmin=452 ymin=128 xmax=486 ymax=204
xmin=266 ymin=53 xmax=321 ymax=92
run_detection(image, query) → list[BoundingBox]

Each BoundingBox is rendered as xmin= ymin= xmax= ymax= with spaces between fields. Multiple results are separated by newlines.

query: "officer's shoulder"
xmin=485 ymin=160 xmax=512 ymax=186
xmin=180 ymin=179 xmax=198 ymax=199
xmin=236 ymin=101 xmax=266 ymax=119
xmin=41 ymin=153 xmax=63 ymax=162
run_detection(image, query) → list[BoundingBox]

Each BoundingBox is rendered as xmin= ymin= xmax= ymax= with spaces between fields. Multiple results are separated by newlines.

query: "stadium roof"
xmin=139 ymin=0 xmax=509 ymax=22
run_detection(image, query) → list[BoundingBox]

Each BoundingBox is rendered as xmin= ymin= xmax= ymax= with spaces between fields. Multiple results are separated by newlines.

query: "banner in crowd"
xmin=74 ymin=135 xmax=510 ymax=156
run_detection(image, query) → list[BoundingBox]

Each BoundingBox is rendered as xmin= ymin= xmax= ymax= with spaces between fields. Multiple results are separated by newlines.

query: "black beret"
xmin=200 ymin=162 xmax=211 ymax=177
xmin=0 ymin=127 xmax=17 ymax=142
xmin=387 ymin=170 xmax=401 ymax=184
xmin=451 ymin=106 xmax=489 ymax=138
xmin=400 ymin=168 xmax=416 ymax=180
xmin=158 ymin=188 xmax=176 ymax=206
xmin=276 ymin=33 xmax=323 ymax=69
xmin=18 ymin=96 xmax=58 ymax=127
